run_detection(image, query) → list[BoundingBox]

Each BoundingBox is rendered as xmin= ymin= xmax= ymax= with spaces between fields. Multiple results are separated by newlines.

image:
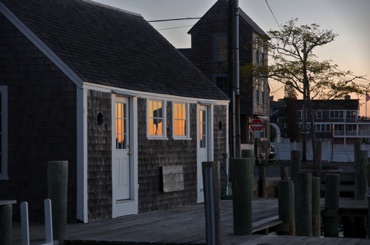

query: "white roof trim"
xmin=0 ymin=2 xmax=84 ymax=88
xmin=84 ymin=82 xmax=230 ymax=106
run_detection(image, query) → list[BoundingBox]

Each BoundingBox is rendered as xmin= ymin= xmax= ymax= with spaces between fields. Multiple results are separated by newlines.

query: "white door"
xmin=113 ymin=97 xmax=131 ymax=201
xmin=197 ymin=105 xmax=210 ymax=203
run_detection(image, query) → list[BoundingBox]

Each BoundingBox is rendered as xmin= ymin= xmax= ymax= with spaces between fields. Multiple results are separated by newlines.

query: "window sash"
xmin=173 ymin=102 xmax=189 ymax=138
xmin=148 ymin=99 xmax=165 ymax=138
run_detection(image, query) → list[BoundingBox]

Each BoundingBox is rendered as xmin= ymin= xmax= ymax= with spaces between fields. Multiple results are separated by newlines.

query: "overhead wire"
xmin=265 ymin=0 xmax=281 ymax=30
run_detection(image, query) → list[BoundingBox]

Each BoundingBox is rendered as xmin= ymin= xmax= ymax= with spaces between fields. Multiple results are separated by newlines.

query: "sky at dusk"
xmin=93 ymin=0 xmax=370 ymax=115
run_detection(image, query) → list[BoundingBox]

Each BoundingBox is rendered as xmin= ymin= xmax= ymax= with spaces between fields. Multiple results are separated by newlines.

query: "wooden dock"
xmin=11 ymin=198 xmax=369 ymax=245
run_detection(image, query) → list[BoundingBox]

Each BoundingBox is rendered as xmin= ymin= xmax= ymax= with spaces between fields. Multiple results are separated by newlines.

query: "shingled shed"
xmin=0 ymin=0 xmax=229 ymax=222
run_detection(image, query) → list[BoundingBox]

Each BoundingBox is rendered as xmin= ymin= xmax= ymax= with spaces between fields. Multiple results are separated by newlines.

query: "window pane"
xmin=174 ymin=103 xmax=187 ymax=137
xmin=115 ymin=102 xmax=126 ymax=149
xmin=200 ymin=110 xmax=206 ymax=148
xmin=148 ymin=100 xmax=163 ymax=136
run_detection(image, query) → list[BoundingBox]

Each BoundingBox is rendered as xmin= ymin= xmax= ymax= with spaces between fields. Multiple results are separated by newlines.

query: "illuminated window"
xmin=213 ymin=33 xmax=227 ymax=62
xmin=199 ymin=110 xmax=206 ymax=148
xmin=173 ymin=102 xmax=189 ymax=139
xmin=0 ymin=86 xmax=8 ymax=180
xmin=148 ymin=99 xmax=166 ymax=138
xmin=115 ymin=102 xmax=127 ymax=149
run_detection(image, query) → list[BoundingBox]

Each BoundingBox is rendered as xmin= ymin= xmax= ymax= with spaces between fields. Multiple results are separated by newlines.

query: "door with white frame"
xmin=197 ymin=105 xmax=212 ymax=203
xmin=112 ymin=96 xmax=135 ymax=217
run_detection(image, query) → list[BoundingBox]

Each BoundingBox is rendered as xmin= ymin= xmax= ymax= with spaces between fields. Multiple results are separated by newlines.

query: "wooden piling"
xmin=324 ymin=174 xmax=339 ymax=237
xmin=367 ymin=164 xmax=370 ymax=239
xmin=280 ymin=166 xmax=289 ymax=180
xmin=47 ymin=160 xmax=68 ymax=245
xmin=202 ymin=161 xmax=221 ymax=245
xmin=231 ymin=158 xmax=253 ymax=235
xmin=295 ymin=172 xmax=312 ymax=236
xmin=278 ymin=180 xmax=295 ymax=235
xmin=0 ymin=204 xmax=12 ymax=245
xmin=355 ymin=150 xmax=367 ymax=200
xmin=241 ymin=149 xmax=254 ymax=164
xmin=290 ymin=150 xmax=301 ymax=182
xmin=312 ymin=177 xmax=321 ymax=237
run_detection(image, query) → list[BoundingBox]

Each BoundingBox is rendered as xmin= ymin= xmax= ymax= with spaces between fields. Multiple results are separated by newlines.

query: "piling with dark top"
xmin=48 ymin=160 xmax=68 ymax=245
xmin=0 ymin=204 xmax=12 ymax=245
xmin=231 ymin=158 xmax=253 ymax=235
xmin=367 ymin=164 xmax=370 ymax=239
xmin=241 ymin=149 xmax=254 ymax=164
xmin=290 ymin=150 xmax=301 ymax=182
xmin=278 ymin=180 xmax=295 ymax=235
xmin=324 ymin=174 xmax=339 ymax=237
xmin=295 ymin=172 xmax=312 ymax=236
xmin=202 ymin=161 xmax=221 ymax=245
xmin=312 ymin=177 xmax=321 ymax=237
xmin=355 ymin=150 xmax=368 ymax=200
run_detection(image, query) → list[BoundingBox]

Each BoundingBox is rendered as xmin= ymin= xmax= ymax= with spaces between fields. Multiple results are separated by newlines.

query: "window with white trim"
xmin=346 ymin=110 xmax=357 ymax=119
xmin=147 ymin=99 xmax=166 ymax=138
xmin=330 ymin=110 xmax=344 ymax=119
xmin=0 ymin=87 xmax=8 ymax=179
xmin=173 ymin=102 xmax=189 ymax=139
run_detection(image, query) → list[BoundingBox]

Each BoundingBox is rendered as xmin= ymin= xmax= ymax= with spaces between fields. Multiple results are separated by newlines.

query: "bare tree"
xmin=268 ymin=18 xmax=366 ymax=176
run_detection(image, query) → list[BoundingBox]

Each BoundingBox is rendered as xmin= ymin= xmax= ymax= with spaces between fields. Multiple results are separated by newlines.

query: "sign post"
xmin=250 ymin=118 xmax=266 ymax=197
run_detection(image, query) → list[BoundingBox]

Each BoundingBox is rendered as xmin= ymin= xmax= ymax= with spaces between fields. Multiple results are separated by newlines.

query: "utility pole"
xmin=229 ymin=0 xmax=241 ymax=158
xmin=302 ymin=40 xmax=308 ymax=162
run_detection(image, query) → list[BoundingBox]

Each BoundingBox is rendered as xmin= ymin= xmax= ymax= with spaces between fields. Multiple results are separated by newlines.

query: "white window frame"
xmin=329 ymin=110 xmax=344 ymax=119
xmin=147 ymin=99 xmax=167 ymax=140
xmin=346 ymin=110 xmax=357 ymax=119
xmin=0 ymin=86 xmax=8 ymax=180
xmin=172 ymin=102 xmax=190 ymax=140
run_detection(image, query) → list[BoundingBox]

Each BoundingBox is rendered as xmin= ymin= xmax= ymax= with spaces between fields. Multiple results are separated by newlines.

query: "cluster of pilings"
xmin=279 ymin=147 xmax=369 ymax=238
xmin=202 ymin=145 xmax=370 ymax=244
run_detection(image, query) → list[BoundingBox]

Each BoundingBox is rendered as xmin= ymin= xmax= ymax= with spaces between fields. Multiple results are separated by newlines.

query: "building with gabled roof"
xmin=0 ymin=0 xmax=229 ymax=222
xmin=179 ymin=0 xmax=270 ymax=159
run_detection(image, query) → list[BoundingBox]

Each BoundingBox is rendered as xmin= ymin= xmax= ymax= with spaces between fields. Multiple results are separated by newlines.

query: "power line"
xmin=157 ymin=25 xmax=194 ymax=31
xmin=265 ymin=0 xmax=281 ymax=30
xmin=148 ymin=17 xmax=200 ymax=23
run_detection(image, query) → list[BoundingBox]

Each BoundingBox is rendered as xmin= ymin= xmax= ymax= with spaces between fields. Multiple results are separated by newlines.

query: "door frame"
xmin=112 ymin=95 xmax=138 ymax=217
xmin=196 ymin=104 xmax=214 ymax=203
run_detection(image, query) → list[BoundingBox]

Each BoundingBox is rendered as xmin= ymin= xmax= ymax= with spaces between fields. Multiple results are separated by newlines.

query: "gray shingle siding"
xmin=87 ymin=90 xmax=112 ymax=222
xmin=0 ymin=14 xmax=77 ymax=221
xmin=137 ymin=99 xmax=198 ymax=212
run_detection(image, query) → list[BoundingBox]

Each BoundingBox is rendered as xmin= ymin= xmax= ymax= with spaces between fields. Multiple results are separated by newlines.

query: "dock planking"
xmin=12 ymin=198 xmax=369 ymax=245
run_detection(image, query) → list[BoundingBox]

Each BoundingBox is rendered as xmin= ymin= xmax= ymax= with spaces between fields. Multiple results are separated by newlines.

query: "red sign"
xmin=250 ymin=119 xmax=264 ymax=132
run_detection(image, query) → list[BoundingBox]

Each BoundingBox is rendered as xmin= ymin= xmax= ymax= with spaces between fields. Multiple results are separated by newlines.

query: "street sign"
xmin=250 ymin=119 xmax=264 ymax=132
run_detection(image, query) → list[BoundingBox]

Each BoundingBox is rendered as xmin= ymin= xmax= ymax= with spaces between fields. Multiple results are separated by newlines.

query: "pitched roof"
xmin=1 ymin=0 xmax=229 ymax=101
xmin=188 ymin=0 xmax=268 ymax=37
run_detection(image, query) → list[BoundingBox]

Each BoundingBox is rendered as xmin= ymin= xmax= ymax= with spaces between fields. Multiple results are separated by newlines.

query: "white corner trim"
xmin=76 ymin=87 xmax=88 ymax=222
xmin=0 ymin=2 xmax=84 ymax=88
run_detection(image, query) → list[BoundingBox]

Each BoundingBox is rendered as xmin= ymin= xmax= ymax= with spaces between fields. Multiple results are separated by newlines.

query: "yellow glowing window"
xmin=173 ymin=102 xmax=188 ymax=137
xmin=199 ymin=110 xmax=206 ymax=148
xmin=115 ymin=102 xmax=127 ymax=149
xmin=148 ymin=99 xmax=164 ymax=137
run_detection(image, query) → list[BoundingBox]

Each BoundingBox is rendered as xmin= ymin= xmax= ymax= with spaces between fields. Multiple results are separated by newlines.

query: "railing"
xmin=333 ymin=130 xmax=370 ymax=137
